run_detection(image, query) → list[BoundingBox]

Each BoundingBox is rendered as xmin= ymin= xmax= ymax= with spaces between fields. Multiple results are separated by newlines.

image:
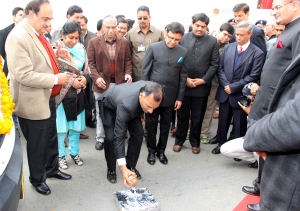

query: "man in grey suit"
xmin=173 ymin=13 xmax=219 ymax=154
xmin=6 ymin=0 xmax=71 ymax=195
xmin=141 ymin=22 xmax=187 ymax=165
xmin=98 ymin=81 xmax=162 ymax=186
xmin=244 ymin=52 xmax=300 ymax=211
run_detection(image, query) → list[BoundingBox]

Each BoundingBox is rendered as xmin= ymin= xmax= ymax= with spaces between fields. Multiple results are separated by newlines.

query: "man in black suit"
xmin=212 ymin=21 xmax=264 ymax=154
xmin=141 ymin=22 xmax=187 ymax=165
xmin=173 ymin=13 xmax=219 ymax=154
xmin=98 ymin=81 xmax=162 ymax=185
xmin=0 ymin=7 xmax=24 ymax=76
xmin=230 ymin=3 xmax=266 ymax=57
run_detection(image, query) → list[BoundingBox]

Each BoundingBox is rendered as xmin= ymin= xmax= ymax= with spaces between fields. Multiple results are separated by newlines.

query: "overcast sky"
xmin=1 ymin=0 xmax=271 ymax=33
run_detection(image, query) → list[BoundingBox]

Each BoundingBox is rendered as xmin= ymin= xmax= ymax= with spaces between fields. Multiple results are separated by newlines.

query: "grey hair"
xmin=266 ymin=17 xmax=277 ymax=26
xmin=103 ymin=15 xmax=117 ymax=25
xmin=140 ymin=82 xmax=162 ymax=102
xmin=236 ymin=20 xmax=253 ymax=33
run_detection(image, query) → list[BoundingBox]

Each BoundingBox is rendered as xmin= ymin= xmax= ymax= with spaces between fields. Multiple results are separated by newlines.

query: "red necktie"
xmin=238 ymin=46 xmax=243 ymax=53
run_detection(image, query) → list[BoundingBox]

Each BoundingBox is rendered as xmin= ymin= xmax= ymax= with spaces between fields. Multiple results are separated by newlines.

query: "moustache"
xmin=42 ymin=24 xmax=50 ymax=29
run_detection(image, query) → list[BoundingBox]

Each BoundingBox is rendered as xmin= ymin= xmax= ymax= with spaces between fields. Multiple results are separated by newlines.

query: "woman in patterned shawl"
xmin=53 ymin=21 xmax=91 ymax=170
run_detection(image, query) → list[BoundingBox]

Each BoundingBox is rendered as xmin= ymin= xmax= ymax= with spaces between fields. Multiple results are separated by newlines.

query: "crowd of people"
xmin=1 ymin=0 xmax=300 ymax=210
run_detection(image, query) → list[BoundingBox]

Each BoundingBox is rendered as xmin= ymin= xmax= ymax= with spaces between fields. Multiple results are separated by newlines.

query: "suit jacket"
xmin=248 ymin=17 xmax=300 ymax=121
xmin=87 ymin=34 xmax=132 ymax=93
xmin=141 ymin=41 xmax=187 ymax=107
xmin=230 ymin=25 xmax=266 ymax=56
xmin=216 ymin=42 xmax=264 ymax=108
xmin=0 ymin=23 xmax=14 ymax=76
xmin=99 ymin=81 xmax=148 ymax=159
xmin=82 ymin=30 xmax=96 ymax=50
xmin=244 ymin=54 xmax=300 ymax=211
xmin=179 ymin=32 xmax=219 ymax=97
xmin=6 ymin=19 xmax=56 ymax=120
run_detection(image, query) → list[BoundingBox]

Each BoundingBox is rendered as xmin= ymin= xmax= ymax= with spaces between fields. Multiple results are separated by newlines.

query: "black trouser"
xmin=19 ymin=97 xmax=59 ymax=186
xmin=146 ymin=106 xmax=173 ymax=154
xmin=103 ymin=118 xmax=143 ymax=171
xmin=175 ymin=96 xmax=208 ymax=147
xmin=217 ymin=99 xmax=247 ymax=145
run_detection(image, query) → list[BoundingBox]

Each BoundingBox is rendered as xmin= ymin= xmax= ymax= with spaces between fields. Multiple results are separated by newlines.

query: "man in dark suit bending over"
xmin=98 ymin=81 xmax=162 ymax=186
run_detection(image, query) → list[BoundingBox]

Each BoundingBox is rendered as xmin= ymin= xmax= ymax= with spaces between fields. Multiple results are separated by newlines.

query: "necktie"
xmin=238 ymin=46 xmax=243 ymax=53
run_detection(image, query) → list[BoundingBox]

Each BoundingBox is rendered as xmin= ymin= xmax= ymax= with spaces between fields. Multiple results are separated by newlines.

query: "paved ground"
xmin=17 ymin=119 xmax=257 ymax=211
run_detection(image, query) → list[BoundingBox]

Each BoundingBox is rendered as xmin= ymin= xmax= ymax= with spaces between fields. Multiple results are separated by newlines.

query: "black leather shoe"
xmin=127 ymin=165 xmax=142 ymax=180
xmin=211 ymin=144 xmax=222 ymax=154
xmin=35 ymin=182 xmax=51 ymax=195
xmin=209 ymin=135 xmax=218 ymax=144
xmin=48 ymin=171 xmax=72 ymax=180
xmin=246 ymin=203 xmax=260 ymax=211
xmin=157 ymin=153 xmax=168 ymax=164
xmin=234 ymin=158 xmax=242 ymax=162
xmin=147 ymin=153 xmax=156 ymax=165
xmin=242 ymin=186 xmax=260 ymax=196
xmin=87 ymin=121 xmax=96 ymax=128
xmin=107 ymin=170 xmax=117 ymax=183
xmin=248 ymin=160 xmax=258 ymax=168
xmin=95 ymin=141 xmax=104 ymax=150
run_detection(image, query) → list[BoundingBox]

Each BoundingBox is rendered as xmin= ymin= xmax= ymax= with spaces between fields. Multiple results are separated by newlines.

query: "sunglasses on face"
xmin=137 ymin=16 xmax=148 ymax=20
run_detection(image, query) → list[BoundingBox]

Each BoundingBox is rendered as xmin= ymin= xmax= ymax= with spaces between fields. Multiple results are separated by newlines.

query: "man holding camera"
xmin=212 ymin=21 xmax=264 ymax=154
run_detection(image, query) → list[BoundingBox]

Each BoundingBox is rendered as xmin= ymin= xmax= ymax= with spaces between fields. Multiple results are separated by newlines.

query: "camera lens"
xmin=239 ymin=96 xmax=251 ymax=107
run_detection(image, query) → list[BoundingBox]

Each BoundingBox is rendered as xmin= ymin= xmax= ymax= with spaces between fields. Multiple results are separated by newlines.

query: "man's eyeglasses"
xmin=272 ymin=1 xmax=293 ymax=11
xmin=137 ymin=16 xmax=148 ymax=20
xmin=104 ymin=26 xmax=117 ymax=29
xmin=167 ymin=34 xmax=181 ymax=42
xmin=276 ymin=29 xmax=284 ymax=32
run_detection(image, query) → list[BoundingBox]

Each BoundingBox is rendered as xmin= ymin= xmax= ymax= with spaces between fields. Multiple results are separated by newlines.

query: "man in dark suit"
xmin=98 ymin=81 xmax=162 ymax=186
xmin=212 ymin=21 xmax=264 ymax=154
xmin=240 ymin=1 xmax=300 ymax=210
xmin=0 ymin=7 xmax=24 ymax=76
xmin=244 ymin=52 xmax=300 ymax=211
xmin=230 ymin=3 xmax=266 ymax=57
xmin=173 ymin=13 xmax=219 ymax=154
xmin=88 ymin=15 xmax=132 ymax=153
xmin=141 ymin=22 xmax=187 ymax=165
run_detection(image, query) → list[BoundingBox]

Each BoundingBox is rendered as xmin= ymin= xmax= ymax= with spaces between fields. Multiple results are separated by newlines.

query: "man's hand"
xmin=256 ymin=152 xmax=267 ymax=160
xmin=95 ymin=77 xmax=106 ymax=89
xmin=125 ymin=74 xmax=132 ymax=83
xmin=141 ymin=118 xmax=145 ymax=126
xmin=191 ymin=78 xmax=205 ymax=86
xmin=250 ymin=83 xmax=259 ymax=96
xmin=56 ymin=43 xmax=71 ymax=60
xmin=57 ymin=73 xmax=71 ymax=85
xmin=238 ymin=101 xmax=253 ymax=115
xmin=186 ymin=78 xmax=196 ymax=88
xmin=174 ymin=100 xmax=182 ymax=110
xmin=120 ymin=165 xmax=138 ymax=187
xmin=224 ymin=85 xmax=232 ymax=94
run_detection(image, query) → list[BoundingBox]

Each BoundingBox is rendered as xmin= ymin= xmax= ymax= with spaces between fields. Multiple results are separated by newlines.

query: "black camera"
xmin=239 ymin=95 xmax=254 ymax=107
xmin=239 ymin=84 xmax=255 ymax=107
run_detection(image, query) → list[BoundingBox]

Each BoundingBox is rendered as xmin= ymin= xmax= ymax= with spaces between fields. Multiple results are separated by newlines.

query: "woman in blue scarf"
xmin=53 ymin=21 xmax=91 ymax=170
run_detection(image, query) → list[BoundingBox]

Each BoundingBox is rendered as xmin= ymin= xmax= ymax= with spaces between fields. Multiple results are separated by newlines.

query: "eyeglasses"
xmin=117 ymin=26 xmax=127 ymax=31
xmin=137 ymin=16 xmax=148 ymax=20
xmin=276 ymin=29 xmax=284 ymax=31
xmin=104 ymin=26 xmax=117 ymax=29
xmin=166 ymin=34 xmax=181 ymax=42
xmin=272 ymin=1 xmax=293 ymax=11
